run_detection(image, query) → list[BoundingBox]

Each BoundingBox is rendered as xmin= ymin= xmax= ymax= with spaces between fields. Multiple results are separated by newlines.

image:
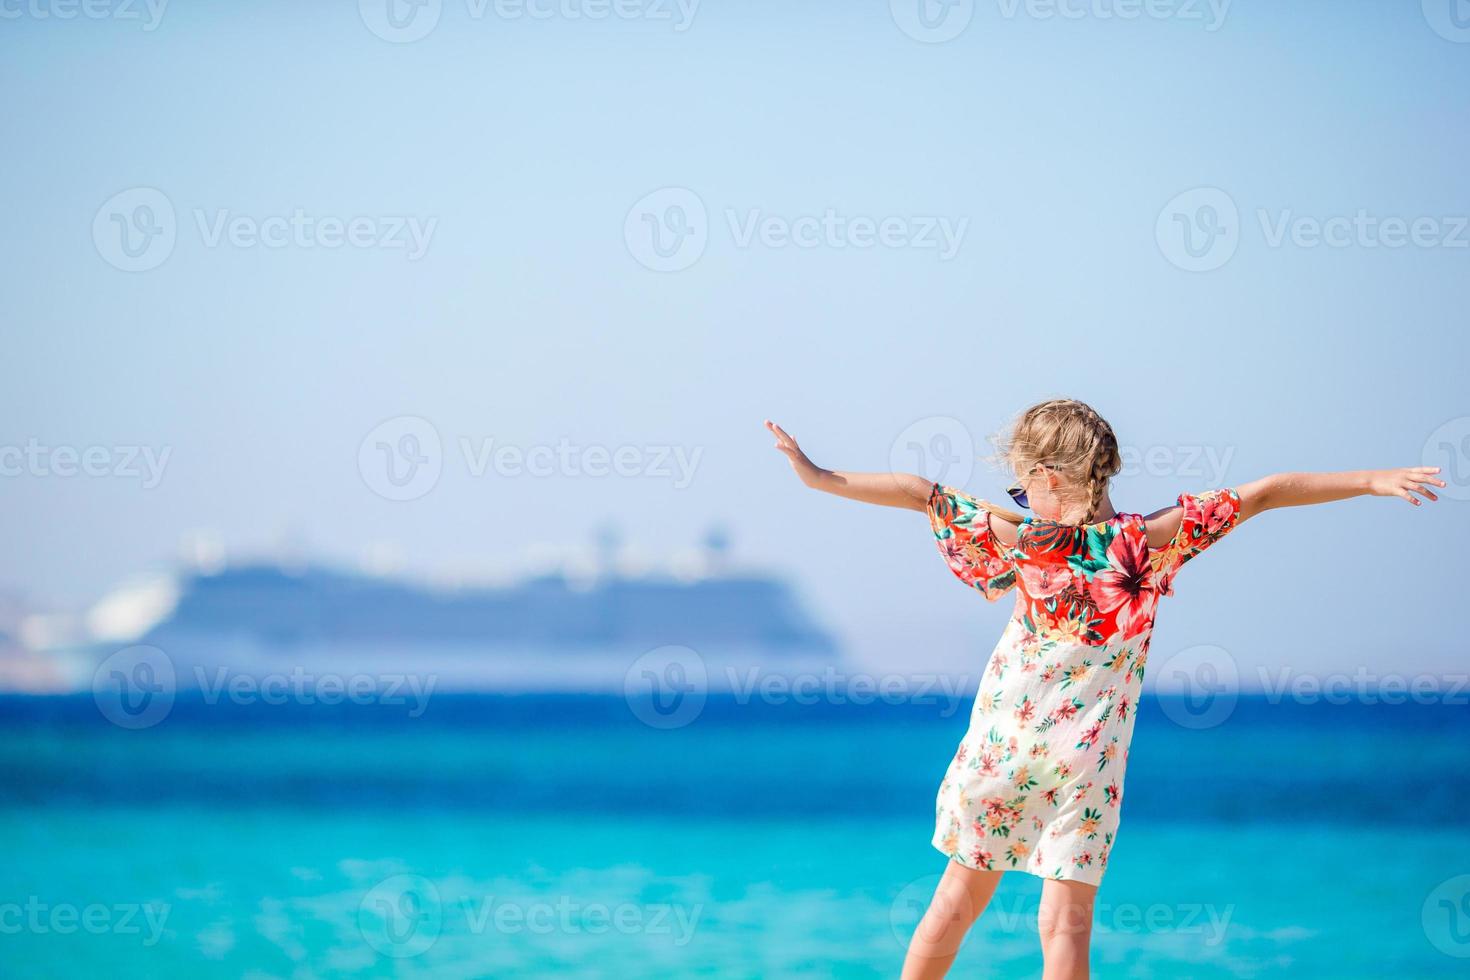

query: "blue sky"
xmin=2 ymin=1 xmax=1468 ymax=682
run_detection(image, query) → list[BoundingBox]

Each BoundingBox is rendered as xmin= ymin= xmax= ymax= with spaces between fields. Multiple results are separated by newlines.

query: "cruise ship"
xmin=22 ymin=542 xmax=840 ymax=693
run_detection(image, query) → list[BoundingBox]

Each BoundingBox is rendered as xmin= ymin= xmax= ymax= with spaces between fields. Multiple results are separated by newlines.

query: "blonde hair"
xmin=993 ymin=399 xmax=1122 ymax=523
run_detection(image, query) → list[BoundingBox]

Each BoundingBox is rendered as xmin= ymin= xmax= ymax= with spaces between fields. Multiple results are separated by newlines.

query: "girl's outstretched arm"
xmin=765 ymin=420 xmax=931 ymax=511
xmin=1143 ymin=467 xmax=1443 ymax=546
xmin=1234 ymin=467 xmax=1445 ymax=521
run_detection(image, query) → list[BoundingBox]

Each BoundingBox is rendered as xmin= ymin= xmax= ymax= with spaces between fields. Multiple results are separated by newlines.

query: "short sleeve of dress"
xmin=1152 ymin=488 xmax=1243 ymax=595
xmin=926 ymin=483 xmax=1017 ymax=601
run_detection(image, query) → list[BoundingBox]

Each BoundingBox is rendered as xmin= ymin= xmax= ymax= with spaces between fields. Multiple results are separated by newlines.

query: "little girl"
xmin=765 ymin=399 xmax=1443 ymax=980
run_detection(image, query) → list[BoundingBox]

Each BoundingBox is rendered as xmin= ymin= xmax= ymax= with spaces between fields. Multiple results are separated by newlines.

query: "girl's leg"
xmin=1037 ymin=878 xmax=1096 ymax=980
xmin=899 ymin=860 xmax=1004 ymax=980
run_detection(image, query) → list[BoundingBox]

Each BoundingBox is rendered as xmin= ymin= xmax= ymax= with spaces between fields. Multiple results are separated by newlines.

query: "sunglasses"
xmin=1006 ymin=464 xmax=1051 ymax=510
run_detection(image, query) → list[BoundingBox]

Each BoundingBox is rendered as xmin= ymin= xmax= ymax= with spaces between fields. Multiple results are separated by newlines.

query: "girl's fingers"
xmin=765 ymin=421 xmax=797 ymax=452
xmin=1409 ymin=468 xmax=1446 ymax=487
xmin=1410 ymin=483 xmax=1439 ymax=502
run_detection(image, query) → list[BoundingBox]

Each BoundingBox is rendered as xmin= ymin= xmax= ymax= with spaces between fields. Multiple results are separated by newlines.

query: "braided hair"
xmin=996 ymin=399 xmax=1121 ymax=523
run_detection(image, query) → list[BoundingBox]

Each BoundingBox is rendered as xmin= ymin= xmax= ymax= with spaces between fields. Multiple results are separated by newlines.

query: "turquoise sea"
xmin=3 ymin=694 xmax=1469 ymax=978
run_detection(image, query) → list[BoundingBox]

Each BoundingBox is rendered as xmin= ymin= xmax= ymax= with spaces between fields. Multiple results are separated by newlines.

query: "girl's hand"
xmin=763 ymin=420 xmax=931 ymax=510
xmin=1367 ymin=466 xmax=1446 ymax=506
xmin=765 ymin=420 xmax=825 ymax=487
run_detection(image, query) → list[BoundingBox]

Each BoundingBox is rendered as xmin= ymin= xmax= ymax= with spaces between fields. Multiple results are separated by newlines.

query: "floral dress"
xmin=926 ymin=483 xmax=1242 ymax=886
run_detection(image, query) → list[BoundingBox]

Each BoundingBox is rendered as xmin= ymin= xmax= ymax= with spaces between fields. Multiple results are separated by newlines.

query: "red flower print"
xmin=1019 ymin=561 xmax=1072 ymax=599
xmin=1195 ymin=494 xmax=1235 ymax=537
xmin=979 ymin=555 xmax=1010 ymax=580
xmin=1053 ymin=698 xmax=1084 ymax=723
xmin=1076 ymin=722 xmax=1103 ymax=750
xmin=1089 ymin=530 xmax=1157 ymax=638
